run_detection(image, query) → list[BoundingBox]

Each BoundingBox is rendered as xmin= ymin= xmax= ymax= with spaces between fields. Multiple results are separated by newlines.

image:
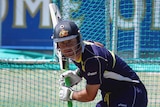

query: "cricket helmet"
xmin=53 ymin=20 xmax=80 ymax=43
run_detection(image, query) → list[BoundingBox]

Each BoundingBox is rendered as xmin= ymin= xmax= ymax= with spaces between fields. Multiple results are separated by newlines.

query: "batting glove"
xmin=59 ymin=69 xmax=82 ymax=87
xmin=59 ymin=86 xmax=74 ymax=101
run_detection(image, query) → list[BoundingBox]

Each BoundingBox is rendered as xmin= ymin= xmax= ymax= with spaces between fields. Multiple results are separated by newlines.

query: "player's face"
xmin=57 ymin=38 xmax=81 ymax=60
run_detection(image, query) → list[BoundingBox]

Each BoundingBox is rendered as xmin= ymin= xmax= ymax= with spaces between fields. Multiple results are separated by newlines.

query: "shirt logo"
xmin=87 ymin=72 xmax=97 ymax=76
xmin=59 ymin=29 xmax=69 ymax=37
xmin=118 ymin=103 xmax=127 ymax=107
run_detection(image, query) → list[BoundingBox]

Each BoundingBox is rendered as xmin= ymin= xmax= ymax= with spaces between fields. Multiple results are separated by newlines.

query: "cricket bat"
xmin=49 ymin=3 xmax=73 ymax=107
xmin=49 ymin=3 xmax=61 ymax=28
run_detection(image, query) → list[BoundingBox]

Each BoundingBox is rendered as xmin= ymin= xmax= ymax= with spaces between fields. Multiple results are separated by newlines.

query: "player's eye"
xmin=58 ymin=38 xmax=77 ymax=48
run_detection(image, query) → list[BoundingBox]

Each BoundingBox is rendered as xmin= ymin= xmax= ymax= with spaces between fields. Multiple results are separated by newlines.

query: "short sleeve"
xmin=85 ymin=57 xmax=102 ymax=85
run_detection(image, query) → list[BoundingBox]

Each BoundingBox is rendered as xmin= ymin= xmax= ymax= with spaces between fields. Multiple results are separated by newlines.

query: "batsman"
xmin=53 ymin=20 xmax=148 ymax=107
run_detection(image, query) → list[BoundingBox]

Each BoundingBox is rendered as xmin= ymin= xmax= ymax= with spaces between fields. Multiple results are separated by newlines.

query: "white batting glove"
xmin=59 ymin=69 xmax=82 ymax=87
xmin=59 ymin=86 xmax=74 ymax=101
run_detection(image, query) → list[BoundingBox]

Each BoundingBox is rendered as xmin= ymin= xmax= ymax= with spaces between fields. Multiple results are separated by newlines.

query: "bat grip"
xmin=65 ymin=77 xmax=73 ymax=107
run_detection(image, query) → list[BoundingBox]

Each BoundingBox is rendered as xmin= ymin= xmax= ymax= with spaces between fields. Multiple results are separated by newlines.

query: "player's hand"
xmin=59 ymin=69 xmax=82 ymax=87
xmin=59 ymin=86 xmax=73 ymax=101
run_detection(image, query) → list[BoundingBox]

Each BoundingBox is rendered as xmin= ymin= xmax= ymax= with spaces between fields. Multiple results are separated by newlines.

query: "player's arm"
xmin=59 ymin=84 xmax=100 ymax=102
xmin=59 ymin=58 xmax=101 ymax=102
xmin=71 ymin=57 xmax=101 ymax=102
xmin=71 ymin=84 xmax=100 ymax=102
xmin=59 ymin=69 xmax=100 ymax=102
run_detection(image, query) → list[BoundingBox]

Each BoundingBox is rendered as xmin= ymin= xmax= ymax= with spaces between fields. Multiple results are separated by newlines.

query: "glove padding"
xmin=60 ymin=69 xmax=82 ymax=87
xmin=59 ymin=86 xmax=73 ymax=101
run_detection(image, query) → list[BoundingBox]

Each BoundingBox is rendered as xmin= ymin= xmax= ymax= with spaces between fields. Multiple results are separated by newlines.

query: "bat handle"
xmin=68 ymin=101 xmax=72 ymax=107
xmin=65 ymin=77 xmax=73 ymax=107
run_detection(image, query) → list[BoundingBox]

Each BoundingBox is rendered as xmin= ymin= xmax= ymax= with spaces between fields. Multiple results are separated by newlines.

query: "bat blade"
xmin=49 ymin=3 xmax=63 ymax=69
xmin=49 ymin=3 xmax=62 ymax=28
xmin=49 ymin=3 xmax=73 ymax=107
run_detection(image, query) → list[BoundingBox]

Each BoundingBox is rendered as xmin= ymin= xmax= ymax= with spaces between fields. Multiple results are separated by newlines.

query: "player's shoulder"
xmin=83 ymin=40 xmax=104 ymax=47
xmin=83 ymin=40 xmax=94 ymax=45
xmin=82 ymin=41 xmax=95 ymax=52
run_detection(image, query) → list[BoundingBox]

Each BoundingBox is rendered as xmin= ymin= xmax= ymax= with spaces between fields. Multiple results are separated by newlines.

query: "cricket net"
xmin=0 ymin=0 xmax=160 ymax=107
xmin=0 ymin=58 xmax=101 ymax=107
xmin=0 ymin=58 xmax=160 ymax=107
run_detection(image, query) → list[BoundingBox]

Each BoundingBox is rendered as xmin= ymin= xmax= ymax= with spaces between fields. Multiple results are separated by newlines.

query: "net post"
xmin=105 ymin=0 xmax=111 ymax=49
xmin=134 ymin=0 xmax=142 ymax=58
xmin=112 ymin=0 xmax=118 ymax=54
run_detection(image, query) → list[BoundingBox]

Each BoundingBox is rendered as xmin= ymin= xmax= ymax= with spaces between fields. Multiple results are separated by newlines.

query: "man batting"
xmin=52 ymin=20 xmax=148 ymax=107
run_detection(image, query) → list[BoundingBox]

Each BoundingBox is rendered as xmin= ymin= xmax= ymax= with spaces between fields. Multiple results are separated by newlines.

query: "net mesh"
xmin=0 ymin=0 xmax=160 ymax=107
xmin=0 ymin=61 xmax=160 ymax=107
xmin=61 ymin=0 xmax=107 ymax=46
xmin=0 ymin=62 xmax=100 ymax=107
